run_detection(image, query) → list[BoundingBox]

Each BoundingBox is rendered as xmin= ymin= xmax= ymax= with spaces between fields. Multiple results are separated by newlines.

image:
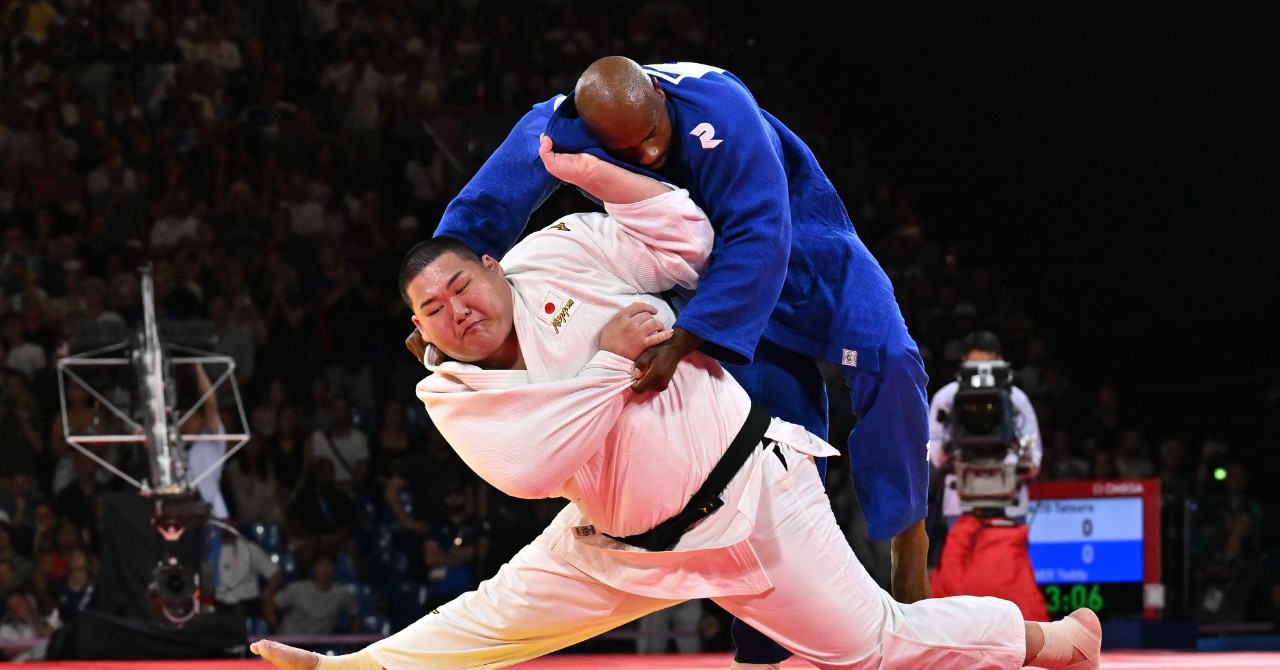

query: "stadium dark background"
xmin=0 ymin=0 xmax=1275 ymax=648
xmin=728 ymin=2 xmax=1280 ymax=462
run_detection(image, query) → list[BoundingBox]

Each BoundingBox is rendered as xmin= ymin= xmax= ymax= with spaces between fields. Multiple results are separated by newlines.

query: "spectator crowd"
xmin=0 ymin=0 xmax=1274 ymax=660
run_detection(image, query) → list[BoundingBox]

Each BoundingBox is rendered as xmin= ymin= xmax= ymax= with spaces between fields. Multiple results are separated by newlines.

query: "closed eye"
xmin=426 ymin=280 xmax=470 ymax=317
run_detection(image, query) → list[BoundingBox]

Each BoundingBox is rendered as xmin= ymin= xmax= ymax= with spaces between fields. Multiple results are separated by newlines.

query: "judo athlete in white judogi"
xmin=251 ymin=137 xmax=1101 ymax=670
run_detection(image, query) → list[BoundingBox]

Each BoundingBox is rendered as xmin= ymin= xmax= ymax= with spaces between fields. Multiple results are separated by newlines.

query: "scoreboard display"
xmin=1025 ymin=479 xmax=1162 ymax=620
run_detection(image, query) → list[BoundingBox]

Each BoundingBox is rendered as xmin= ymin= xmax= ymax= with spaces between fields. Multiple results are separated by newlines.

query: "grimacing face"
xmin=407 ymin=251 xmax=519 ymax=368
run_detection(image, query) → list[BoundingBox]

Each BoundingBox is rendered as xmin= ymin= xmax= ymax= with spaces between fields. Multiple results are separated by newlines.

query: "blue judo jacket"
xmin=435 ymin=62 xmax=899 ymax=373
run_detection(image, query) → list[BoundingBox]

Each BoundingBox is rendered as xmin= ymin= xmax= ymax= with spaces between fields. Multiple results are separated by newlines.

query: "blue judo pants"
xmin=722 ymin=315 xmax=931 ymax=664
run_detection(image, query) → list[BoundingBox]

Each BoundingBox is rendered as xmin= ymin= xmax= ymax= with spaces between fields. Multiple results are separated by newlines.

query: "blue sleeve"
xmin=672 ymin=86 xmax=791 ymax=366
xmin=433 ymin=100 xmax=563 ymax=259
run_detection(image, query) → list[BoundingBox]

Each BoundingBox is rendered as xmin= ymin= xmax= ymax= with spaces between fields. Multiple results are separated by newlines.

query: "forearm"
xmin=889 ymin=519 xmax=930 ymax=603
xmin=419 ymin=353 xmax=634 ymax=499
xmin=668 ymin=120 xmax=791 ymax=364
xmin=384 ymin=478 xmax=414 ymax=523
xmin=436 ymin=105 xmax=560 ymax=258
xmin=662 ymin=327 xmax=704 ymax=358
xmin=538 ymin=134 xmax=669 ymax=204
xmin=578 ymin=161 xmax=671 ymax=204
xmin=671 ymin=227 xmax=786 ymax=365
xmin=194 ymin=366 xmax=219 ymax=425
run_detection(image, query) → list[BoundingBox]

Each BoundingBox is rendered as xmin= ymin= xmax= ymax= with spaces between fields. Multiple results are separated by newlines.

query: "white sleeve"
xmin=417 ymin=351 xmax=636 ymax=500
xmin=595 ymin=188 xmax=714 ymax=294
xmin=250 ymin=542 xmax=280 ymax=578
xmin=1012 ymin=387 xmax=1042 ymax=468
xmin=352 ymin=431 xmax=371 ymax=462
xmin=927 ymin=383 xmax=957 ymax=468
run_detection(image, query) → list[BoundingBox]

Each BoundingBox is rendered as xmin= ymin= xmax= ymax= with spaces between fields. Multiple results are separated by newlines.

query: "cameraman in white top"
xmin=928 ymin=331 xmax=1042 ymax=524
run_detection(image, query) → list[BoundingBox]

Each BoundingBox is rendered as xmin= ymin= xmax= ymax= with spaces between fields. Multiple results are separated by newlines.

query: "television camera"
xmin=56 ymin=266 xmax=249 ymax=626
xmin=943 ymin=360 xmax=1036 ymax=516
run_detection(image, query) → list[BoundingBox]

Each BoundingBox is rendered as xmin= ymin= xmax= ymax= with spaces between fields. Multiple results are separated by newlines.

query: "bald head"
xmin=576 ymin=57 xmax=655 ymax=121
xmin=574 ymin=57 xmax=673 ymax=169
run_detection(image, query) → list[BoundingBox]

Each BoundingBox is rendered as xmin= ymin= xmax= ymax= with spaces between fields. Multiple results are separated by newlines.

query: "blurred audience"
xmin=0 ymin=1 xmax=1269 ymax=647
xmin=264 ymin=552 xmax=358 ymax=636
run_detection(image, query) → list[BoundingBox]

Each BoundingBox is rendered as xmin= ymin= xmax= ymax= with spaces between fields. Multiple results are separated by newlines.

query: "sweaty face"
xmin=408 ymin=252 xmax=519 ymax=368
xmin=588 ymin=80 xmax=673 ymax=170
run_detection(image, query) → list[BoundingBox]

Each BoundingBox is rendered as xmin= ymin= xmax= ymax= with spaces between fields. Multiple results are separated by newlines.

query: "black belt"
xmin=608 ymin=401 xmax=773 ymax=552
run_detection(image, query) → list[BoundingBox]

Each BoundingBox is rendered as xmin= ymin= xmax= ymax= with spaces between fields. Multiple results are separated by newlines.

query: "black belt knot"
xmin=607 ymin=401 xmax=773 ymax=552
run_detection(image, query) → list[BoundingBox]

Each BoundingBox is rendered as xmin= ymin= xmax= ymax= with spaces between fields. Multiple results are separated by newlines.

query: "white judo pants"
xmin=366 ymin=447 xmax=1027 ymax=670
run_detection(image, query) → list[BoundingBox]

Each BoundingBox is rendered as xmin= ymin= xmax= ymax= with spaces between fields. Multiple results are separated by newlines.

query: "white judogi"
xmin=372 ymin=190 xmax=1027 ymax=669
xmin=419 ymin=190 xmax=833 ymax=598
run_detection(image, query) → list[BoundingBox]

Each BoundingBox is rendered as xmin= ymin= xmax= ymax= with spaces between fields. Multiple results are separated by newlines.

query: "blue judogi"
xmin=435 ymin=62 xmax=930 ymax=661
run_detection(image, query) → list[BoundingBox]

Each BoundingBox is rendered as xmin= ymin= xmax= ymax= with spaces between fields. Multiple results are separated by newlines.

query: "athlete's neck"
xmin=476 ymin=333 xmax=525 ymax=370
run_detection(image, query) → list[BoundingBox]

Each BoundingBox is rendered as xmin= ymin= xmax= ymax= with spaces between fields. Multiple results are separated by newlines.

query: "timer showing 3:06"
xmin=1040 ymin=582 xmax=1146 ymax=619
xmin=1042 ymin=583 xmax=1104 ymax=616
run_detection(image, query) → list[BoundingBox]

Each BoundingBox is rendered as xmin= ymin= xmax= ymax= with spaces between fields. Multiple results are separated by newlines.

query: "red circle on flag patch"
xmin=544 ymin=303 xmax=555 ymax=314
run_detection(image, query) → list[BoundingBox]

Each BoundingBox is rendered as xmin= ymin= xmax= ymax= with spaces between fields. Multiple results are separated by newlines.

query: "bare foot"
xmin=728 ymin=664 xmax=781 ymax=670
xmin=1059 ymin=608 xmax=1102 ymax=670
xmin=250 ymin=639 xmax=320 ymax=670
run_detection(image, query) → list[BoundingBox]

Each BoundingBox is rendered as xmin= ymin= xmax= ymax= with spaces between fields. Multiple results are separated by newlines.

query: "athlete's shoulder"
xmin=642 ymin=62 xmax=749 ymax=97
xmin=530 ymin=93 xmax=569 ymax=118
xmin=645 ymin=67 xmax=752 ymax=139
xmin=509 ymin=214 xmax=608 ymax=262
xmin=642 ymin=62 xmax=730 ymax=83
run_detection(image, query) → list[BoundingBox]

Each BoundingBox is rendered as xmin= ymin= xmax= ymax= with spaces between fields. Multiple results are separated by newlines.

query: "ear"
xmin=481 ymin=254 xmax=505 ymax=277
xmin=410 ymin=314 xmax=429 ymax=341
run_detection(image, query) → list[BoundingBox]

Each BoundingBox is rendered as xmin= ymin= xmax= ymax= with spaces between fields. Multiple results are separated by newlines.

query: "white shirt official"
xmin=927 ymin=379 xmax=1042 ymax=519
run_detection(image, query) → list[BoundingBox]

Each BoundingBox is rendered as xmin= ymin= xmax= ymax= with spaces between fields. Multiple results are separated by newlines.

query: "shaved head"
xmin=576 ymin=56 xmax=656 ymax=125
xmin=574 ymin=57 xmax=674 ymax=169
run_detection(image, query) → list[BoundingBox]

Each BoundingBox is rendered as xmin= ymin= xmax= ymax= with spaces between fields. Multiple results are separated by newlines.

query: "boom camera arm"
xmin=55 ymin=265 xmax=249 ymax=625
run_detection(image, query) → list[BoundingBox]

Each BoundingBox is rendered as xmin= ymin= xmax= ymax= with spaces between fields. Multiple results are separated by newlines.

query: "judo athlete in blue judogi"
xmin=430 ymin=56 xmax=931 ymax=667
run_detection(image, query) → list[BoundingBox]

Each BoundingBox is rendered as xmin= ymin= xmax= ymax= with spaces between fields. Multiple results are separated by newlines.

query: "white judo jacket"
xmin=416 ymin=188 xmax=836 ymax=600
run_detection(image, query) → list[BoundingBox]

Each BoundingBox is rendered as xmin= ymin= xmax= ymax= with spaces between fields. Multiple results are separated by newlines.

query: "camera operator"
xmin=927 ymin=331 xmax=1048 ymax=620
xmin=928 ymin=331 xmax=1042 ymax=525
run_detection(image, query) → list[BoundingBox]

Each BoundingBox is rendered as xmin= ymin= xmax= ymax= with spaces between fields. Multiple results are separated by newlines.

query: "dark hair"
xmin=962 ymin=330 xmax=1002 ymax=356
xmin=397 ymin=235 xmax=480 ymax=307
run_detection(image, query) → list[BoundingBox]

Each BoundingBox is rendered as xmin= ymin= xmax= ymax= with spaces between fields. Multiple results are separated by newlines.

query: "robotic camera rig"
xmin=56 ymin=265 xmax=249 ymax=626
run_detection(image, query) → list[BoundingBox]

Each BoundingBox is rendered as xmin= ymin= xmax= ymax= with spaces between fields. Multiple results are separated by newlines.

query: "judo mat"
xmin=9 ymin=651 xmax=1280 ymax=669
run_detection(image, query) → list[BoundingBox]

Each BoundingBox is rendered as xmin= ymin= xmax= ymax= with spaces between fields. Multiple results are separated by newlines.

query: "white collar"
xmin=423 ymin=344 xmax=530 ymax=390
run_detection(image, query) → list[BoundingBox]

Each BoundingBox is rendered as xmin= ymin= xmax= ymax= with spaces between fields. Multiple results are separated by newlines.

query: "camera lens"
xmin=165 ymin=571 xmax=187 ymax=593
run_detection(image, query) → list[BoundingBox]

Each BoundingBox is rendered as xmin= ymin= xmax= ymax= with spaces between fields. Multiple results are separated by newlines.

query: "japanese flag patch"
xmin=538 ymin=289 xmax=579 ymax=334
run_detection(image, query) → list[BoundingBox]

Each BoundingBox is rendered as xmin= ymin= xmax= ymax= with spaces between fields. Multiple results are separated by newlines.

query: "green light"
xmin=1213 ymin=467 xmax=1228 ymax=481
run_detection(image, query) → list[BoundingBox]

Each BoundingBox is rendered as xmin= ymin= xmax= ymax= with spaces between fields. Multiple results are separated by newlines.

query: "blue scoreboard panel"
xmin=1026 ymin=480 xmax=1162 ymax=620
